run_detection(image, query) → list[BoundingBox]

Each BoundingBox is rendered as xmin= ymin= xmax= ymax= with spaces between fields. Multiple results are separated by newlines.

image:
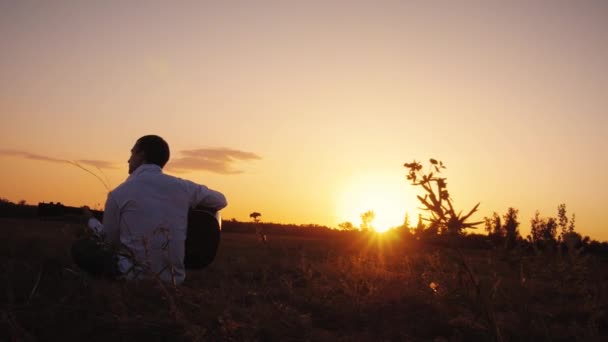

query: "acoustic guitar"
xmin=37 ymin=202 xmax=221 ymax=269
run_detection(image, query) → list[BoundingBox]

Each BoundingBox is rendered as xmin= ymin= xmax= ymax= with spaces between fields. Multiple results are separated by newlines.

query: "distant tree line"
xmin=3 ymin=186 xmax=607 ymax=255
xmin=0 ymin=198 xmax=37 ymax=217
xmin=222 ymin=218 xmax=353 ymax=238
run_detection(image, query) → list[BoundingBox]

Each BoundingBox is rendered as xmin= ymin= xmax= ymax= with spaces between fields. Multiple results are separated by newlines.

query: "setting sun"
xmin=335 ymin=172 xmax=417 ymax=233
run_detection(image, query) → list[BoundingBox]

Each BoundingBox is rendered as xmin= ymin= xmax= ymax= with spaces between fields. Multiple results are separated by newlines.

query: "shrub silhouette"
xmin=359 ymin=210 xmax=375 ymax=231
xmin=337 ymin=221 xmax=356 ymax=231
xmin=503 ymin=207 xmax=520 ymax=250
xmin=557 ymin=203 xmax=576 ymax=242
xmin=484 ymin=208 xmax=520 ymax=249
xmin=249 ymin=212 xmax=262 ymax=223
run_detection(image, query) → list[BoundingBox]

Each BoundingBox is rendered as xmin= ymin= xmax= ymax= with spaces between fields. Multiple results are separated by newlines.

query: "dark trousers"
xmin=71 ymin=238 xmax=120 ymax=277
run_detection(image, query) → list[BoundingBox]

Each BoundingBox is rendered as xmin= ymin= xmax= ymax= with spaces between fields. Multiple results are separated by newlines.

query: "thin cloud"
xmin=0 ymin=147 xmax=260 ymax=175
xmin=0 ymin=149 xmax=118 ymax=169
xmin=166 ymin=147 xmax=261 ymax=174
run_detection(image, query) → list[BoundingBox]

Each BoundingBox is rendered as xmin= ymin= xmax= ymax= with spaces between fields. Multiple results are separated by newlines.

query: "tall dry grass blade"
xmin=67 ymin=160 xmax=111 ymax=192
xmin=95 ymin=165 xmax=112 ymax=190
xmin=27 ymin=265 xmax=44 ymax=304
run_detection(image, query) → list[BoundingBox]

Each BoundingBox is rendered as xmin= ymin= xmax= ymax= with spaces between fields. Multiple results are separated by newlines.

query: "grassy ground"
xmin=1 ymin=217 xmax=607 ymax=341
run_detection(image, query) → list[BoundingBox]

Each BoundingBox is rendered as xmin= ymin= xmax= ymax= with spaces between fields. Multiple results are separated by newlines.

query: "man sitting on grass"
xmin=71 ymin=135 xmax=227 ymax=284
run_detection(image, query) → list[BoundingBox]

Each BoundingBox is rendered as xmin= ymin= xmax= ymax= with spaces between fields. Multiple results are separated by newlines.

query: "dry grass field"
xmin=1 ymin=217 xmax=607 ymax=341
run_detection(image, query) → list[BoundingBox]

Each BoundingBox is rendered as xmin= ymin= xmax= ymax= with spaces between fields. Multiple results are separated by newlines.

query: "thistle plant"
xmin=404 ymin=159 xmax=482 ymax=236
xmin=405 ymin=159 xmax=502 ymax=340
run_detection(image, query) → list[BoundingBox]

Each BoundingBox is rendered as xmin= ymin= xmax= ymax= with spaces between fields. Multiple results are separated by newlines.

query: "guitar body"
xmin=184 ymin=209 xmax=221 ymax=269
xmin=38 ymin=202 xmax=222 ymax=269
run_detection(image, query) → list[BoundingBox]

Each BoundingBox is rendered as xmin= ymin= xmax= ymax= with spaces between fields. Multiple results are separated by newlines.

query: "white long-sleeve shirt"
xmin=88 ymin=164 xmax=227 ymax=284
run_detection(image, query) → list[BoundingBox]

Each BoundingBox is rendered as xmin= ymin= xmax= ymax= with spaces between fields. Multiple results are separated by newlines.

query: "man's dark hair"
xmin=136 ymin=135 xmax=170 ymax=168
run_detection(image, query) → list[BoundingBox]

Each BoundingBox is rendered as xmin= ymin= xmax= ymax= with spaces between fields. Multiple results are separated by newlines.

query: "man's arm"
xmin=189 ymin=182 xmax=227 ymax=211
xmin=101 ymin=194 xmax=121 ymax=244
xmin=87 ymin=193 xmax=121 ymax=244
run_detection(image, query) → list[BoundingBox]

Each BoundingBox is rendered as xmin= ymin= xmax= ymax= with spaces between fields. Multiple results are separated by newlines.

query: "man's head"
xmin=128 ymin=135 xmax=170 ymax=174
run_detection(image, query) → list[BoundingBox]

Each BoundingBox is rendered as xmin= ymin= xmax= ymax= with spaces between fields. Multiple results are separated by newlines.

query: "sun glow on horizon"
xmin=335 ymin=172 xmax=417 ymax=233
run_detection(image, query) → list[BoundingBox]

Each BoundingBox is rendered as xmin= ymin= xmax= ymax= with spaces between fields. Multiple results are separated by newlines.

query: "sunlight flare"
xmin=335 ymin=172 xmax=417 ymax=233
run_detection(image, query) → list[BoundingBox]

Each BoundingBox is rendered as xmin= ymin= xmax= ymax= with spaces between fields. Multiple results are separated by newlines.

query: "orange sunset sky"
xmin=1 ymin=1 xmax=607 ymax=239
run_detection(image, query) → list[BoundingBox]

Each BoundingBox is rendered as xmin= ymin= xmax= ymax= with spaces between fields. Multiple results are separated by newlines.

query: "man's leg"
xmin=71 ymin=238 xmax=119 ymax=277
